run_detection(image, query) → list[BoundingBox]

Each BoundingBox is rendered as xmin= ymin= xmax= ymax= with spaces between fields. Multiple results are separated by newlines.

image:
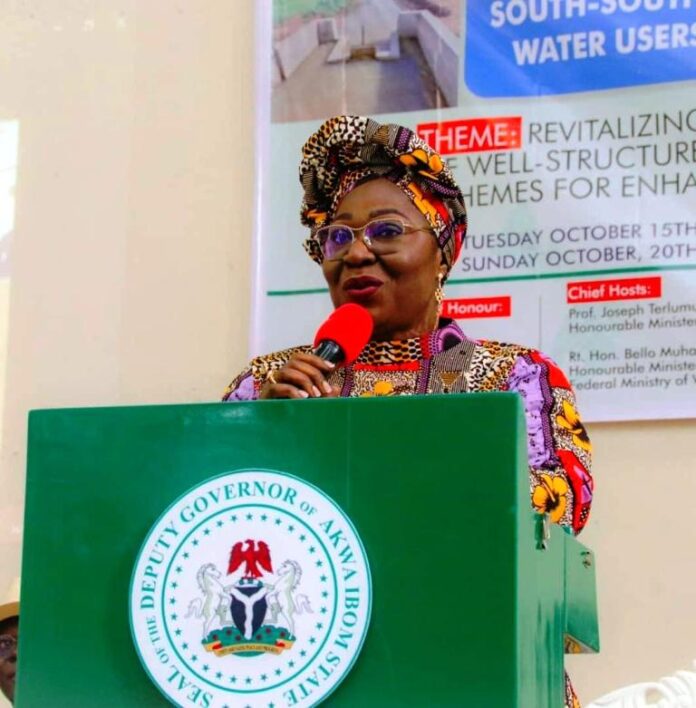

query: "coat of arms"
xmin=186 ymin=539 xmax=312 ymax=658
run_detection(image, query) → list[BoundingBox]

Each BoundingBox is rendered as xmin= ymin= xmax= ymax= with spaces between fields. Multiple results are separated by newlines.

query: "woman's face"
xmin=321 ymin=178 xmax=446 ymax=341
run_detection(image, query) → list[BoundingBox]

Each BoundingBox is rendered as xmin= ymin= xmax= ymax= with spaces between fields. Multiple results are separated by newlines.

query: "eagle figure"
xmin=227 ymin=539 xmax=273 ymax=579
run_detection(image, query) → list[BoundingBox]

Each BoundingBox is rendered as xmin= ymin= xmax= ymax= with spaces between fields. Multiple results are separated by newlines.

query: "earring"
xmin=435 ymin=273 xmax=444 ymax=321
xmin=435 ymin=274 xmax=444 ymax=304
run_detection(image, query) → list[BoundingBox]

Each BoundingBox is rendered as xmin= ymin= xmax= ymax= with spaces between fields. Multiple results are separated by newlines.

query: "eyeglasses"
xmin=315 ymin=218 xmax=434 ymax=261
xmin=0 ymin=634 xmax=16 ymax=660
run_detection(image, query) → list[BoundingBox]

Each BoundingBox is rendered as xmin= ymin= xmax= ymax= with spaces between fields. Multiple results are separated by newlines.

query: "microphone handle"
xmin=313 ymin=339 xmax=344 ymax=364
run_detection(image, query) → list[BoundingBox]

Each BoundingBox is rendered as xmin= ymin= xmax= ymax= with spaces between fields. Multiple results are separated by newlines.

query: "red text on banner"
xmin=417 ymin=117 xmax=522 ymax=155
xmin=443 ymin=296 xmax=512 ymax=319
xmin=566 ymin=276 xmax=662 ymax=304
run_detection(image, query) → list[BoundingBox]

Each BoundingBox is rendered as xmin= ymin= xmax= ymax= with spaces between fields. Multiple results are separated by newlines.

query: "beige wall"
xmin=0 ymin=4 xmax=255 ymax=705
xmin=0 ymin=2 xmax=693 ymax=706
xmin=567 ymin=419 xmax=696 ymax=702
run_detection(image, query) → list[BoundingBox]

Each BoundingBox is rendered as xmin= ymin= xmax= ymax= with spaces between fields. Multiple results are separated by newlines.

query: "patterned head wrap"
xmin=300 ymin=115 xmax=467 ymax=274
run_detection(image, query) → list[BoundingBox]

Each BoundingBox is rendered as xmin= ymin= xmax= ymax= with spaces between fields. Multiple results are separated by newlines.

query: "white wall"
xmin=567 ymin=418 xmax=696 ymax=703
xmin=0 ymin=7 xmax=255 ymax=706
xmin=0 ymin=2 xmax=694 ymax=706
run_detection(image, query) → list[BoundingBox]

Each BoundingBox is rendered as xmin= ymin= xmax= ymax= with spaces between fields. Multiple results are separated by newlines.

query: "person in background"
xmin=224 ymin=115 xmax=592 ymax=707
xmin=0 ymin=578 xmax=19 ymax=705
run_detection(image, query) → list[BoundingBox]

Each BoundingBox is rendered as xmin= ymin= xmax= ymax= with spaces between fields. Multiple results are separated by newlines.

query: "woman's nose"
xmin=342 ymin=234 xmax=375 ymax=264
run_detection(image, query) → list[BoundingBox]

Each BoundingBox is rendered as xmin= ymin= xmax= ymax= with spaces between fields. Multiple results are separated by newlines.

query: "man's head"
xmin=0 ymin=578 xmax=20 ymax=704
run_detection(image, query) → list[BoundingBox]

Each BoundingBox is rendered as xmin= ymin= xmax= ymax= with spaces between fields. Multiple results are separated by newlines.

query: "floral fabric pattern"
xmin=223 ymin=319 xmax=593 ymax=536
xmin=223 ymin=319 xmax=593 ymax=707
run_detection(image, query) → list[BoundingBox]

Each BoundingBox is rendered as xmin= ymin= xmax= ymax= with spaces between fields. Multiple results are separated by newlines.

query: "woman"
xmin=224 ymin=115 xmax=592 ymax=708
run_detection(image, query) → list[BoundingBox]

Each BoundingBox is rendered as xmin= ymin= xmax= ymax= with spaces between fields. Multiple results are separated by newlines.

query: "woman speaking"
xmin=224 ymin=115 xmax=592 ymax=708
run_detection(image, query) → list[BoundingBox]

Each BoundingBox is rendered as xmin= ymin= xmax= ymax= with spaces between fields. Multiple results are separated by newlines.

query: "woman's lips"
xmin=342 ymin=276 xmax=383 ymax=299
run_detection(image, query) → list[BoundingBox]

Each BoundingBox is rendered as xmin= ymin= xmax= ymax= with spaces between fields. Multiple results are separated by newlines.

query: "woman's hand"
xmin=260 ymin=353 xmax=339 ymax=399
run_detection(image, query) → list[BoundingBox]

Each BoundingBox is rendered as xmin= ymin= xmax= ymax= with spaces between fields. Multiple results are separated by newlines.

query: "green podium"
xmin=19 ymin=394 xmax=598 ymax=707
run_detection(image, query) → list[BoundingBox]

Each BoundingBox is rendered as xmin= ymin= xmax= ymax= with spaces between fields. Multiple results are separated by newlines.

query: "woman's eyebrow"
xmin=332 ymin=207 xmax=409 ymax=222
xmin=369 ymin=208 xmax=408 ymax=219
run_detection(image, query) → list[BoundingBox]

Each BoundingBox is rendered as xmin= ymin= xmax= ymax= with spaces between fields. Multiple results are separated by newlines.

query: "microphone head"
xmin=313 ymin=304 xmax=374 ymax=365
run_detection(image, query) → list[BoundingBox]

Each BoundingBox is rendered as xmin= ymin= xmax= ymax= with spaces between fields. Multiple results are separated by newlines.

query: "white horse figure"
xmin=186 ymin=563 xmax=233 ymax=638
xmin=265 ymin=560 xmax=313 ymax=636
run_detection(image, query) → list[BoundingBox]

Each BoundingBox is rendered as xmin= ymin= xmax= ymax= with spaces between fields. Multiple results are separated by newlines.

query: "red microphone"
xmin=313 ymin=304 xmax=373 ymax=366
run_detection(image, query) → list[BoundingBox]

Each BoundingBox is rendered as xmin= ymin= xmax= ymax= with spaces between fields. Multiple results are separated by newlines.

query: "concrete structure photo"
xmin=272 ymin=0 xmax=460 ymax=122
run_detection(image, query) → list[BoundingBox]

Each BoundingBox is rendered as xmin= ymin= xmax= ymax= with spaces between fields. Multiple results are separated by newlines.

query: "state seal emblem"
xmin=130 ymin=470 xmax=371 ymax=707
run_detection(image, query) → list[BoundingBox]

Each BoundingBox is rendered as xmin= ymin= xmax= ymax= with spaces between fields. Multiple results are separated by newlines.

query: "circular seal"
xmin=130 ymin=470 xmax=371 ymax=707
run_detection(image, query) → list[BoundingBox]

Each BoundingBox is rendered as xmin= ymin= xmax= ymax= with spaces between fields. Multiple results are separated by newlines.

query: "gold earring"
xmin=435 ymin=273 xmax=444 ymax=322
xmin=435 ymin=274 xmax=444 ymax=304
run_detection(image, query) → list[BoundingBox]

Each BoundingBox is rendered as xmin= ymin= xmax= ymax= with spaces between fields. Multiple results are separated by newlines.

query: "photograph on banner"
xmin=271 ymin=0 xmax=460 ymax=122
xmin=258 ymin=0 xmax=696 ymax=422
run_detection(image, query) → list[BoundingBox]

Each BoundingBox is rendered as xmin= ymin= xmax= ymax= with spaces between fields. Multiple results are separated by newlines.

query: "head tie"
xmin=299 ymin=115 xmax=467 ymax=274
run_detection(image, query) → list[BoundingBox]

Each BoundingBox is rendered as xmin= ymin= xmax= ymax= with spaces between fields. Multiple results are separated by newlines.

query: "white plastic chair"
xmin=586 ymin=662 xmax=696 ymax=708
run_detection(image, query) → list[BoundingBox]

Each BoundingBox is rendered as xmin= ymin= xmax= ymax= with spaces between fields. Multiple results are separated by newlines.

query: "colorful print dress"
xmin=223 ymin=319 xmax=593 ymax=706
